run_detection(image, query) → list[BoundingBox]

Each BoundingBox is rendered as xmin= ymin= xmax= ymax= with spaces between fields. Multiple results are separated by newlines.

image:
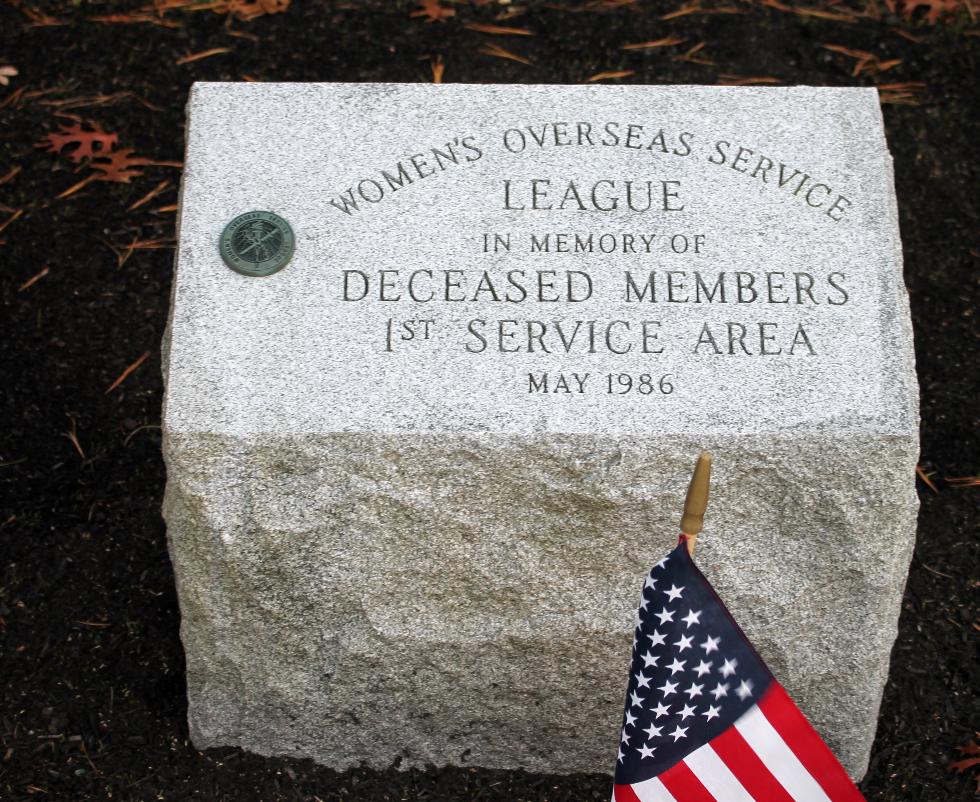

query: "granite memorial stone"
xmin=162 ymin=83 xmax=918 ymax=779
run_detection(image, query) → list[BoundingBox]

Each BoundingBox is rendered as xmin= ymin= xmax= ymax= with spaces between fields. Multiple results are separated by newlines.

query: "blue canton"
xmin=614 ymin=540 xmax=773 ymax=785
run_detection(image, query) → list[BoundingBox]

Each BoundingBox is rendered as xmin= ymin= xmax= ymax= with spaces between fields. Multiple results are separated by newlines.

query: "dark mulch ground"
xmin=1 ymin=1 xmax=978 ymax=800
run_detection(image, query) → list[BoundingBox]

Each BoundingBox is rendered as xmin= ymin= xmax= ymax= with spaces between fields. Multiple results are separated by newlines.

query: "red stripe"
xmin=660 ymin=759 xmax=717 ymax=802
xmin=613 ymin=784 xmax=643 ymax=802
xmin=712 ymin=724 xmax=796 ymax=802
xmin=760 ymin=683 xmax=866 ymax=802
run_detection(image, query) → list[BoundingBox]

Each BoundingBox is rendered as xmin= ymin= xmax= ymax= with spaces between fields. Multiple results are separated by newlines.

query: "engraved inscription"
xmin=326 ymin=120 xmax=858 ymax=399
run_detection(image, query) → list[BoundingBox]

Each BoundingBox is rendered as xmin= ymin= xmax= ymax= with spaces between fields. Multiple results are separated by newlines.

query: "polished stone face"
xmin=162 ymin=82 xmax=918 ymax=779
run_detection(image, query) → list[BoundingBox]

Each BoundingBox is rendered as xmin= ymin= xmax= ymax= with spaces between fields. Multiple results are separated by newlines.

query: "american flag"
xmin=613 ymin=538 xmax=866 ymax=802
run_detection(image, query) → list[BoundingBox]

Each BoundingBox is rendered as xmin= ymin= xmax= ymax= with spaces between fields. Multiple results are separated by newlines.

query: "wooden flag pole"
xmin=680 ymin=451 xmax=712 ymax=556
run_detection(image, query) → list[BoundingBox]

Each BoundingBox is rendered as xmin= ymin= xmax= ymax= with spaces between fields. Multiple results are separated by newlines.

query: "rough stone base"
xmin=163 ymin=432 xmax=917 ymax=779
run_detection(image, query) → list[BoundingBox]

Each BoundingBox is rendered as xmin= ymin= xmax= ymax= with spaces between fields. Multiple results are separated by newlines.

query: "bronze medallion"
xmin=219 ymin=211 xmax=295 ymax=277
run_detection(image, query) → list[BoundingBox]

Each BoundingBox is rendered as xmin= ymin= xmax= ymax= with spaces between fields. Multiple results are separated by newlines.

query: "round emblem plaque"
xmin=219 ymin=211 xmax=295 ymax=277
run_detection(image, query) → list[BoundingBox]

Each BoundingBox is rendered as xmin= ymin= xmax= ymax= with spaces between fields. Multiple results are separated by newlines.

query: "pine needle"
xmin=0 ymin=165 xmax=21 ymax=187
xmin=478 ymin=42 xmax=533 ymax=65
xmin=464 ymin=23 xmax=534 ymax=35
xmin=176 ymin=48 xmax=232 ymax=65
xmin=0 ymin=208 xmax=23 ymax=233
xmin=431 ymin=54 xmax=445 ymax=83
xmin=105 ymin=351 xmax=150 ymax=394
xmin=128 ymin=179 xmax=172 ymax=211
xmin=622 ymin=37 xmax=685 ymax=50
xmin=916 ymin=465 xmax=939 ymax=494
xmin=587 ymin=69 xmax=635 ymax=81
xmin=18 ymin=266 xmax=49 ymax=291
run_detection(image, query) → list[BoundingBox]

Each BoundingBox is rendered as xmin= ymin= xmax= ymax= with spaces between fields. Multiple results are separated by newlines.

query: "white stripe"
xmin=630 ymin=776 xmax=679 ymax=802
xmin=685 ymin=743 xmax=755 ymax=802
xmin=734 ymin=704 xmax=833 ymax=802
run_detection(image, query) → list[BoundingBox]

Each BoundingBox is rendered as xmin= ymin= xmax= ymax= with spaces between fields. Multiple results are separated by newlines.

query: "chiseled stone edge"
xmin=161 ymin=430 xmax=918 ymax=778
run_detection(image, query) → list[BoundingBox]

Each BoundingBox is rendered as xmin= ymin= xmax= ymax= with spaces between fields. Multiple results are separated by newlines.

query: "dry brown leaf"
xmin=411 ymin=0 xmax=455 ymax=22
xmin=949 ymin=735 xmax=980 ymax=793
xmin=37 ymin=122 xmax=118 ymax=163
xmin=901 ymin=0 xmax=964 ymax=23
xmin=89 ymin=149 xmax=156 ymax=183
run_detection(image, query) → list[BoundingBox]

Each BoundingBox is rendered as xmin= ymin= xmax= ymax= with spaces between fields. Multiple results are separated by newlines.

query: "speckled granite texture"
xmin=163 ymin=83 xmax=918 ymax=779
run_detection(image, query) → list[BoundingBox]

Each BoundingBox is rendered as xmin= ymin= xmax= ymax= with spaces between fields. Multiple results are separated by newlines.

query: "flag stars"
xmin=669 ymin=725 xmax=689 ymax=742
xmin=681 ymin=609 xmax=702 ymax=628
xmin=664 ymin=584 xmax=685 ymax=602
xmin=617 ymin=544 xmax=778 ymax=778
xmin=648 ymin=629 xmax=668 ymax=647
xmin=654 ymin=608 xmax=675 ymax=626
xmin=666 ymin=658 xmax=686 ymax=676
